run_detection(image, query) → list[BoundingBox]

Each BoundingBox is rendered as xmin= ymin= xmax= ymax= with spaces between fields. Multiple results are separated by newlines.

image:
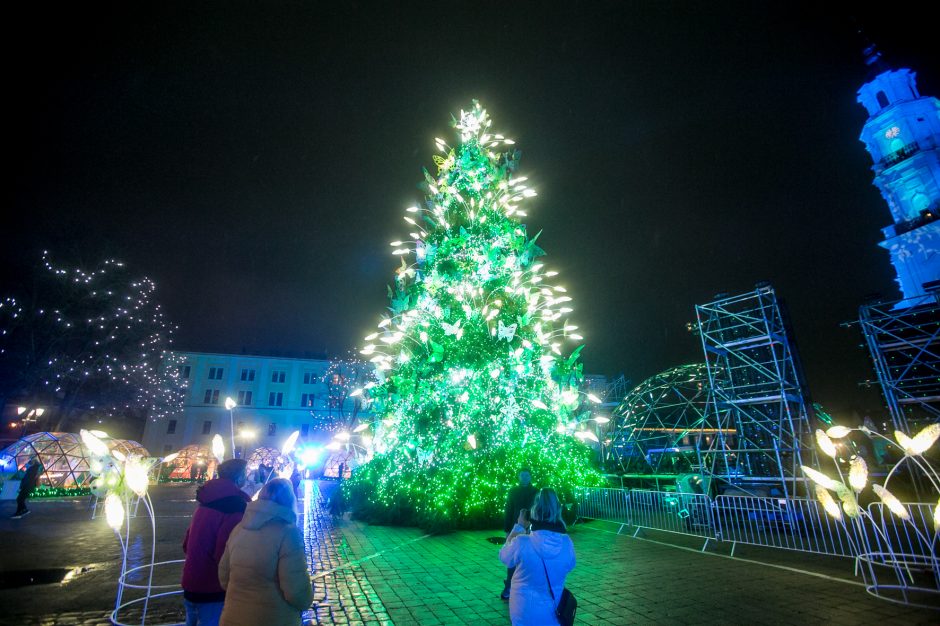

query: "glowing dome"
xmin=609 ymin=364 xmax=717 ymax=475
xmin=163 ymin=444 xmax=217 ymax=480
xmin=0 ymin=432 xmax=92 ymax=488
xmin=245 ymin=446 xmax=291 ymax=472
xmin=0 ymin=432 xmax=151 ymax=488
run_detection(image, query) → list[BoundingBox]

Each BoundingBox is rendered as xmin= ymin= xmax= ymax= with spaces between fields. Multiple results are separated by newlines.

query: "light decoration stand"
xmin=345 ymin=101 xmax=603 ymax=528
xmin=803 ymin=424 xmax=940 ymax=609
xmin=694 ymin=285 xmax=816 ymax=498
xmin=83 ymin=428 xmax=185 ymax=625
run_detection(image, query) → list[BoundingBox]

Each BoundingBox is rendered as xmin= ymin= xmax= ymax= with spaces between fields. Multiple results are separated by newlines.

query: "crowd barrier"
xmin=576 ymin=487 xmax=716 ymax=550
xmin=575 ymin=487 xmax=936 ymax=561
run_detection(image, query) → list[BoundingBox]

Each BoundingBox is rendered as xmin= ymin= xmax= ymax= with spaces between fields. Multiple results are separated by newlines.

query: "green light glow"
xmin=347 ymin=102 xmax=603 ymax=529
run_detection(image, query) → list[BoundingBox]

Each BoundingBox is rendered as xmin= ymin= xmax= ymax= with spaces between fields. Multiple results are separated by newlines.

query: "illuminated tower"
xmin=857 ymin=45 xmax=940 ymax=307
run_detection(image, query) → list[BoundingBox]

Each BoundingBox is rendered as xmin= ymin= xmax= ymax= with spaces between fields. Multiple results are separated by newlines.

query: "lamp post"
xmin=16 ymin=406 xmax=45 ymax=438
xmin=224 ymin=397 xmax=237 ymax=457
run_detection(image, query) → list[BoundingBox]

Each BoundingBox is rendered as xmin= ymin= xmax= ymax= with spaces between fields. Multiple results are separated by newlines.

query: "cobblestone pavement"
xmin=2 ymin=483 xmax=938 ymax=625
xmin=302 ymin=481 xmax=392 ymax=624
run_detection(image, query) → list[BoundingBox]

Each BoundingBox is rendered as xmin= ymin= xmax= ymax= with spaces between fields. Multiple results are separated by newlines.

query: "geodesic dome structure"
xmin=245 ymin=446 xmax=291 ymax=472
xmin=609 ymin=364 xmax=717 ymax=475
xmin=164 ymin=444 xmax=217 ymax=479
xmin=0 ymin=433 xmax=152 ymax=489
xmin=109 ymin=439 xmax=149 ymax=459
xmin=323 ymin=450 xmax=356 ymax=479
xmin=0 ymin=432 xmax=92 ymax=488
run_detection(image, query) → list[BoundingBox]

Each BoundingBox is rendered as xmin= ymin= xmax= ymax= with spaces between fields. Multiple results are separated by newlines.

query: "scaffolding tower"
xmin=858 ymin=292 xmax=940 ymax=432
xmin=694 ymin=286 xmax=816 ymax=498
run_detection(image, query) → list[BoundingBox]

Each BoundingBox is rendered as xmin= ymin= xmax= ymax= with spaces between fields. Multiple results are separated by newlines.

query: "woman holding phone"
xmin=498 ymin=488 xmax=576 ymax=625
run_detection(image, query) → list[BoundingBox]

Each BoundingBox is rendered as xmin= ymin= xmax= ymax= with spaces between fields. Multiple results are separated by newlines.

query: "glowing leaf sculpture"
xmin=281 ymin=430 xmax=301 ymax=456
xmin=815 ymin=429 xmax=837 ymax=458
xmin=873 ymin=484 xmax=911 ymax=520
xmin=81 ymin=429 xmax=111 ymax=457
xmin=909 ymin=423 xmax=940 ymax=455
xmin=105 ymin=493 xmax=125 ymax=530
xmin=825 ymin=425 xmax=852 ymax=439
xmin=347 ymin=102 xmax=602 ymax=528
xmin=816 ymin=485 xmax=842 ymax=521
xmin=849 ymin=456 xmax=868 ymax=492
xmin=125 ymin=458 xmax=151 ymax=497
xmin=211 ymin=434 xmax=225 ymax=462
xmin=801 ymin=465 xmax=842 ymax=492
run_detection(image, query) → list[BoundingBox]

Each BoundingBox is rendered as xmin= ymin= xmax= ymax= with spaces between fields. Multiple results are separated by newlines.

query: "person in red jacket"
xmin=181 ymin=458 xmax=250 ymax=626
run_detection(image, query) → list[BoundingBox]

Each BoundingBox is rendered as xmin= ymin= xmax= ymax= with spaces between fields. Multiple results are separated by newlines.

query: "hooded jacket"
xmin=499 ymin=524 xmax=576 ymax=626
xmin=218 ymin=499 xmax=313 ymax=626
xmin=181 ymin=478 xmax=251 ymax=601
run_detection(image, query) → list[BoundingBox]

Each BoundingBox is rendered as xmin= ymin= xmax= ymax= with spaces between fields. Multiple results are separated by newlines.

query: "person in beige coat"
xmin=218 ymin=478 xmax=313 ymax=626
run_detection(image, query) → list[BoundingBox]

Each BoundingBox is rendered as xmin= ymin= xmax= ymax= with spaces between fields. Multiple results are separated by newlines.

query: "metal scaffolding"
xmin=858 ymin=292 xmax=940 ymax=432
xmin=694 ymin=286 xmax=816 ymax=498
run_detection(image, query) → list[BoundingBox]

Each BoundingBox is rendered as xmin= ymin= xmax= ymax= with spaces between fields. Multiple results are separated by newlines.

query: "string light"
xmin=0 ymin=252 xmax=184 ymax=424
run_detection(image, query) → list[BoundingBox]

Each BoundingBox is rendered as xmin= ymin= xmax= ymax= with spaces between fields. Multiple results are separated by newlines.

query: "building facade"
xmin=856 ymin=46 xmax=940 ymax=306
xmin=142 ymin=351 xmax=369 ymax=458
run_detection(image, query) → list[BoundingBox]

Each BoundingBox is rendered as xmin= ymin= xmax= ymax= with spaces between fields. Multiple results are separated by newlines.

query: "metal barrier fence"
xmin=576 ymin=488 xmax=716 ymax=550
xmin=576 ymin=488 xmax=937 ymax=562
xmin=713 ymin=495 xmax=856 ymax=557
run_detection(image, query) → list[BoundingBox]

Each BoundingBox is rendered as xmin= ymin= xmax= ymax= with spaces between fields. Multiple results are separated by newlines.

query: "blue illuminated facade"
xmin=857 ymin=49 xmax=940 ymax=306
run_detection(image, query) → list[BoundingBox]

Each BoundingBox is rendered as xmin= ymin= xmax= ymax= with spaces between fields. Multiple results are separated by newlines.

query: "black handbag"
xmin=540 ymin=558 xmax=577 ymax=626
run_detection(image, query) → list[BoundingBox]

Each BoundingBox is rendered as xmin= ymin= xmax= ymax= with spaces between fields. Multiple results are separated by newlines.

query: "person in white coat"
xmin=499 ymin=488 xmax=575 ymax=626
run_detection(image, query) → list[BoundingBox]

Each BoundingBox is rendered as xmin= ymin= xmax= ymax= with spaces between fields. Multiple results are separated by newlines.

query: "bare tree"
xmin=0 ymin=252 xmax=181 ymax=432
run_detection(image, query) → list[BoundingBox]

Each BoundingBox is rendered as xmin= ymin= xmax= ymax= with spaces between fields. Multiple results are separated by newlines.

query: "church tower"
xmin=857 ymin=45 xmax=940 ymax=307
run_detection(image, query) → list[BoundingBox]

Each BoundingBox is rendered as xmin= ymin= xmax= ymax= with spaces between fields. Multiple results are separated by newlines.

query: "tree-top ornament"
xmin=344 ymin=101 xmax=603 ymax=529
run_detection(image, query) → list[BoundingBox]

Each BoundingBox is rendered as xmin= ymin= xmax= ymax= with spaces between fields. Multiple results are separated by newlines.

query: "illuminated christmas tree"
xmin=346 ymin=102 xmax=603 ymax=528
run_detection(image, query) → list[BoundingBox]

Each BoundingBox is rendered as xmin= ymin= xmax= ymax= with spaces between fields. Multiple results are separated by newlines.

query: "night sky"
xmin=3 ymin=2 xmax=938 ymax=417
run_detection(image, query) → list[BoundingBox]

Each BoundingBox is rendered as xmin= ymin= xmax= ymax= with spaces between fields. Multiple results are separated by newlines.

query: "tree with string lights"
xmin=345 ymin=102 xmax=603 ymax=529
xmin=0 ymin=251 xmax=183 ymax=432
xmin=322 ymin=356 xmax=373 ymax=427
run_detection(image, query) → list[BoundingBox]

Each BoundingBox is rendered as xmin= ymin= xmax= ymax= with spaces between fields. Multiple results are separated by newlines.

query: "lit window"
xmin=301 ymin=393 xmax=316 ymax=407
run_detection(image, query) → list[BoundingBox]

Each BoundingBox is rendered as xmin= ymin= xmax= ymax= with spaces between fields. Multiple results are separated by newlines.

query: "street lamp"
xmin=16 ymin=406 xmax=45 ymax=437
xmin=224 ymin=397 xmax=237 ymax=457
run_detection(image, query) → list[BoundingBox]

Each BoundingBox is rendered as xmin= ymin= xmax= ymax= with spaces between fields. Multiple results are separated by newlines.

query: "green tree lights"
xmin=346 ymin=102 xmax=603 ymax=529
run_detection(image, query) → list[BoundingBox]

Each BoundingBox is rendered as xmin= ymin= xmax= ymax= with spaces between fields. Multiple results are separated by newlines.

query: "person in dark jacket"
xmin=501 ymin=468 xmax=538 ymax=600
xmin=181 ymin=458 xmax=250 ymax=626
xmin=11 ymin=458 xmax=43 ymax=519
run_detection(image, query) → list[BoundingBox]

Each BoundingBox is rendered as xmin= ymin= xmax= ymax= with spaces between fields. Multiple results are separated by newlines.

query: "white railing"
xmin=576 ymin=487 xmax=716 ymax=550
xmin=854 ymin=502 xmax=940 ymax=609
xmin=713 ymin=495 xmax=856 ymax=557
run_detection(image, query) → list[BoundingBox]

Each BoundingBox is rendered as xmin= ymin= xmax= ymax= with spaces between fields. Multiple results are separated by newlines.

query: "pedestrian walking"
xmin=10 ymin=458 xmax=43 ymax=519
xmin=500 ymin=468 xmax=538 ymax=599
xmin=181 ymin=458 xmax=251 ymax=626
xmin=219 ymin=478 xmax=313 ymax=626
xmin=499 ymin=488 xmax=576 ymax=626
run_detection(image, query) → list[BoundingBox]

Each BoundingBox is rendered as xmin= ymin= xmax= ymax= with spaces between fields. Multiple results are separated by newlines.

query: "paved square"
xmin=0 ymin=482 xmax=937 ymax=625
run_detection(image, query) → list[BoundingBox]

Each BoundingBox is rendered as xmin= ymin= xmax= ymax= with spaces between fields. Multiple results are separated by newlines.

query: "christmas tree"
xmin=346 ymin=102 xmax=603 ymax=529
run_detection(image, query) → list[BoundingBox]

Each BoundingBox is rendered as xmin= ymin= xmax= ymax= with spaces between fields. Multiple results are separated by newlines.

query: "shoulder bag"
xmin=540 ymin=558 xmax=576 ymax=626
